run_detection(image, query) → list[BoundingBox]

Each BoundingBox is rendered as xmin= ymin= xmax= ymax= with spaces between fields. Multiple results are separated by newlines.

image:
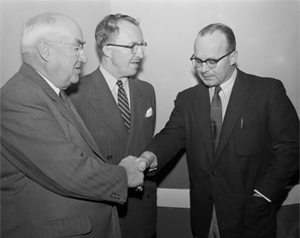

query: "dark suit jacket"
xmin=146 ymin=69 xmax=299 ymax=238
xmin=1 ymin=63 xmax=128 ymax=238
xmin=68 ymin=68 xmax=157 ymax=238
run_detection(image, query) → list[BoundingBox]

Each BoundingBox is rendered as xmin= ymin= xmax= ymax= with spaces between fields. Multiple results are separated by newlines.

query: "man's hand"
xmin=133 ymin=151 xmax=158 ymax=191
xmin=119 ymin=156 xmax=144 ymax=188
xmin=136 ymin=151 xmax=158 ymax=172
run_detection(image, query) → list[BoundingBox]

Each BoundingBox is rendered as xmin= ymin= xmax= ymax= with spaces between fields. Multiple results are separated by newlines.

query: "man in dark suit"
xmin=138 ymin=23 xmax=299 ymax=238
xmin=1 ymin=12 xmax=145 ymax=238
xmin=68 ymin=14 xmax=157 ymax=238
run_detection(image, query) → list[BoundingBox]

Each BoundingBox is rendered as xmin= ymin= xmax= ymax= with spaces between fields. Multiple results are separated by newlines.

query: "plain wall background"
xmin=1 ymin=0 xmax=299 ymax=204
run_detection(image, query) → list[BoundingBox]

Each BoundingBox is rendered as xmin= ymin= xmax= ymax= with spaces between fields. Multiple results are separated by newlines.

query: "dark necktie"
xmin=59 ymin=90 xmax=99 ymax=153
xmin=116 ymin=80 xmax=131 ymax=133
xmin=59 ymin=90 xmax=71 ymax=110
xmin=210 ymin=85 xmax=222 ymax=152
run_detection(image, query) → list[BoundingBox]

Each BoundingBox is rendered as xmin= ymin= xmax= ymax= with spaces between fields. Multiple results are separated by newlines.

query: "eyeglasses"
xmin=46 ymin=40 xmax=86 ymax=56
xmin=190 ymin=51 xmax=234 ymax=69
xmin=106 ymin=42 xmax=147 ymax=54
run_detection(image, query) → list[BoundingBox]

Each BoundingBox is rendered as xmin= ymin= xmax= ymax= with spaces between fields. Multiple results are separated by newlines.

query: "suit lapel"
xmin=214 ymin=70 xmax=250 ymax=163
xmin=125 ymin=78 xmax=144 ymax=155
xmin=89 ymin=69 xmax=129 ymax=147
xmin=194 ymin=83 xmax=215 ymax=165
xmin=19 ymin=64 xmax=102 ymax=158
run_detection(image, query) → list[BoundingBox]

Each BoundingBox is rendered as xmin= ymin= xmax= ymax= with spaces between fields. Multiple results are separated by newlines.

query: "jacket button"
xmin=209 ymin=195 xmax=213 ymax=200
xmin=211 ymin=171 xmax=218 ymax=176
xmin=107 ymin=155 xmax=113 ymax=160
xmin=147 ymin=194 xmax=151 ymax=199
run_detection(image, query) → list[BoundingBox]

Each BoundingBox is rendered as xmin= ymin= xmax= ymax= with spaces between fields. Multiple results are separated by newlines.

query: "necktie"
xmin=116 ymin=80 xmax=131 ymax=132
xmin=59 ymin=90 xmax=71 ymax=110
xmin=59 ymin=90 xmax=99 ymax=153
xmin=210 ymin=85 xmax=222 ymax=152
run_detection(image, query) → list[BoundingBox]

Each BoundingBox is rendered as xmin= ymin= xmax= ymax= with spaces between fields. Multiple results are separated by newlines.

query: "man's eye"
xmin=207 ymin=60 xmax=217 ymax=65
xmin=195 ymin=59 xmax=202 ymax=64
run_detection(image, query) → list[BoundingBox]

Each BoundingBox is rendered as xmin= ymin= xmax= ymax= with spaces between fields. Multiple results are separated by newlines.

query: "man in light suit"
xmin=68 ymin=14 xmax=157 ymax=238
xmin=1 ymin=13 xmax=145 ymax=238
xmin=138 ymin=23 xmax=299 ymax=238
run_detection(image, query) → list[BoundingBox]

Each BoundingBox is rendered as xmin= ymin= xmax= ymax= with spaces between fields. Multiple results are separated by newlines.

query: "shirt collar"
xmin=99 ymin=64 xmax=128 ymax=90
xmin=209 ymin=67 xmax=237 ymax=94
xmin=35 ymin=70 xmax=60 ymax=95
xmin=220 ymin=67 xmax=237 ymax=95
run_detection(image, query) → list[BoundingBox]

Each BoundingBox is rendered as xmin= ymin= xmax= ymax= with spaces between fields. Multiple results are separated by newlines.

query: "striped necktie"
xmin=210 ymin=85 xmax=222 ymax=152
xmin=116 ymin=80 xmax=131 ymax=132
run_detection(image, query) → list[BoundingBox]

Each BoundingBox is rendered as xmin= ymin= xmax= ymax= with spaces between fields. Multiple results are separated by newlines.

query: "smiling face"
xmin=104 ymin=20 xmax=144 ymax=79
xmin=46 ymin=17 xmax=88 ymax=90
xmin=194 ymin=31 xmax=237 ymax=87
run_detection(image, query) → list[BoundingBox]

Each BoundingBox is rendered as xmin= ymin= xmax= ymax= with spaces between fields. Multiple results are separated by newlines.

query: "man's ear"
xmin=102 ymin=46 xmax=112 ymax=58
xmin=230 ymin=51 xmax=238 ymax=65
xmin=37 ymin=42 xmax=50 ymax=61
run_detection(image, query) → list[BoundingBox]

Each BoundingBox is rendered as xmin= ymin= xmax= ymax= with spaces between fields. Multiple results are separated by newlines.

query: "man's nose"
xmin=79 ymin=50 xmax=88 ymax=63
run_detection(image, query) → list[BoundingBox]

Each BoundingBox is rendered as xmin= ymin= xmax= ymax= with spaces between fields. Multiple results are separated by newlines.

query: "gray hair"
xmin=21 ymin=13 xmax=64 ymax=55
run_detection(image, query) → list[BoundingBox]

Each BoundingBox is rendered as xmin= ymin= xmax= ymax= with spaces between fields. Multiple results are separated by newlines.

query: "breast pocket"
xmin=234 ymin=119 xmax=265 ymax=156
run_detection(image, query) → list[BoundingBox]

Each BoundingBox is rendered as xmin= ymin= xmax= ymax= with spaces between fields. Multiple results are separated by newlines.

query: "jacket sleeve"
xmin=254 ymin=79 xmax=299 ymax=202
xmin=1 ymin=84 xmax=128 ymax=204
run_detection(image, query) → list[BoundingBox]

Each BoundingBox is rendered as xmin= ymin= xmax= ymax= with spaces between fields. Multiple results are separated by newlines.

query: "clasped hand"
xmin=119 ymin=156 xmax=149 ymax=188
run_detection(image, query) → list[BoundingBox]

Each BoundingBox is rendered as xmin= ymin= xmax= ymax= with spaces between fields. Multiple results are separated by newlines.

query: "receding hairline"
xmin=23 ymin=13 xmax=80 ymax=40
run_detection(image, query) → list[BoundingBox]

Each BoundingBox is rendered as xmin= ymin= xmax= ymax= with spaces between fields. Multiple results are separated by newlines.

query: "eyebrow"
xmin=74 ymin=39 xmax=86 ymax=45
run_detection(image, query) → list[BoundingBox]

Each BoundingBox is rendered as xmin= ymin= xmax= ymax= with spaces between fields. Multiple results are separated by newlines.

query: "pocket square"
xmin=145 ymin=107 xmax=153 ymax=118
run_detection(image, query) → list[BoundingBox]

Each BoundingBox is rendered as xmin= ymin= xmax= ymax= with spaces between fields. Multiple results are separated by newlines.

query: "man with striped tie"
xmin=68 ymin=14 xmax=157 ymax=238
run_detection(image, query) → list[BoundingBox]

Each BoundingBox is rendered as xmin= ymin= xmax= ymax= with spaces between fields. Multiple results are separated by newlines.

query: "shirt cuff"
xmin=254 ymin=189 xmax=272 ymax=202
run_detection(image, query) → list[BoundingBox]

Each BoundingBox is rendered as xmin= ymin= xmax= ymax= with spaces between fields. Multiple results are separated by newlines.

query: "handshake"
xmin=118 ymin=152 xmax=157 ymax=189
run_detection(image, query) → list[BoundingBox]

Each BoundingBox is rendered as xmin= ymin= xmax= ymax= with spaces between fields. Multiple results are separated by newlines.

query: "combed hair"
xmin=21 ymin=13 xmax=61 ymax=55
xmin=198 ymin=23 xmax=236 ymax=52
xmin=95 ymin=14 xmax=140 ymax=55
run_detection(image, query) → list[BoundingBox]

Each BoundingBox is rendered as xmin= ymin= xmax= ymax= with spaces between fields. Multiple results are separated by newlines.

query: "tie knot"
xmin=59 ymin=90 xmax=68 ymax=101
xmin=214 ymin=85 xmax=222 ymax=95
xmin=116 ymin=80 xmax=123 ymax=88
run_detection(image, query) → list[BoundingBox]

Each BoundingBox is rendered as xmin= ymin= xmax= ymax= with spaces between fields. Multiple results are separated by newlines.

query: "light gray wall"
xmin=1 ymin=0 xmax=299 ymax=208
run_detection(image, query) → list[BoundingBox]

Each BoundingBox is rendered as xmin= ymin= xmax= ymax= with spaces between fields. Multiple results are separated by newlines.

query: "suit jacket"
xmin=1 ymin=63 xmax=128 ymax=238
xmin=146 ymin=69 xmax=299 ymax=238
xmin=68 ymin=68 xmax=157 ymax=238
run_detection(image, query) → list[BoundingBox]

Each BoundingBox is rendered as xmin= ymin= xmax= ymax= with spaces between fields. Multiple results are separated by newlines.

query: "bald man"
xmin=1 ymin=12 xmax=145 ymax=238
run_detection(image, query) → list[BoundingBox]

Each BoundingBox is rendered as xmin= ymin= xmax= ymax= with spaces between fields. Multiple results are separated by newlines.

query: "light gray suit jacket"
xmin=1 ymin=63 xmax=128 ymax=238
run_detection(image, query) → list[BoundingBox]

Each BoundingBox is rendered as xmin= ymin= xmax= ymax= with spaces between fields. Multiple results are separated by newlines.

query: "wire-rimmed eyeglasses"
xmin=45 ymin=40 xmax=86 ymax=56
xmin=190 ymin=51 xmax=234 ymax=69
xmin=106 ymin=42 xmax=147 ymax=54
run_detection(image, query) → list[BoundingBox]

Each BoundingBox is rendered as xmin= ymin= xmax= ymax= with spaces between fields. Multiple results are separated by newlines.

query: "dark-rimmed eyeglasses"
xmin=190 ymin=51 xmax=234 ymax=69
xmin=106 ymin=42 xmax=147 ymax=54
xmin=45 ymin=40 xmax=86 ymax=56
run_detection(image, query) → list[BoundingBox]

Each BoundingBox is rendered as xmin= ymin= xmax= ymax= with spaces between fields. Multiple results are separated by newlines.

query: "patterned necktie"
xmin=210 ymin=85 xmax=222 ymax=152
xmin=116 ymin=80 xmax=131 ymax=132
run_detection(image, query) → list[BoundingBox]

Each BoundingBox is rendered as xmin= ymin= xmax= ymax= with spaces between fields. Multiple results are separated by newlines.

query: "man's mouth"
xmin=130 ymin=61 xmax=140 ymax=67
